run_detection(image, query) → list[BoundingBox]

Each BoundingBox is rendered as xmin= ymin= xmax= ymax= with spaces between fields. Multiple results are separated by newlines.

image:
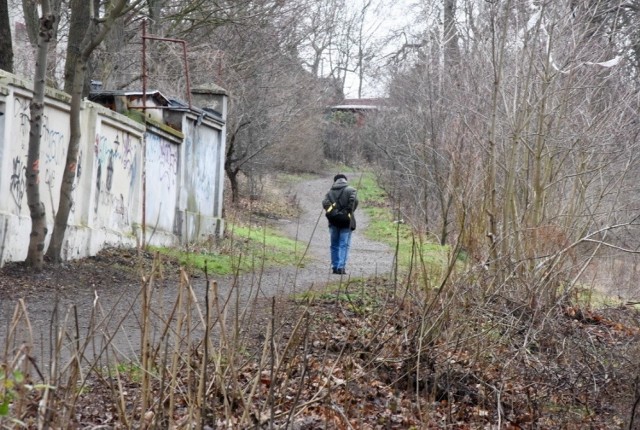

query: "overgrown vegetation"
xmin=357 ymin=172 xmax=451 ymax=283
xmin=2 ymin=171 xmax=639 ymax=428
xmin=3 ymin=0 xmax=640 ymax=424
xmin=2 ymin=250 xmax=640 ymax=428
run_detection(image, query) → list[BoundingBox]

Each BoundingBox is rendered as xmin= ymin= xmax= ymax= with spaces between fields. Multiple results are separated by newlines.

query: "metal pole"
xmin=140 ymin=21 xmax=194 ymax=248
xmin=182 ymin=41 xmax=192 ymax=109
xmin=141 ymin=20 xmax=147 ymax=248
xmin=141 ymin=34 xmax=192 ymax=108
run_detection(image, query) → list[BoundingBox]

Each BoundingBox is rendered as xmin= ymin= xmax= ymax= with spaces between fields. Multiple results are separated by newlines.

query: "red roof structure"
xmin=329 ymin=98 xmax=387 ymax=126
xmin=332 ymin=98 xmax=387 ymax=110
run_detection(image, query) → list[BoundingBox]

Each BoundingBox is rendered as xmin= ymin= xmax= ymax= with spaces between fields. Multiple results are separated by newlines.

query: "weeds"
xmin=1 ymin=248 xmax=639 ymax=428
xmin=1 ymin=173 xmax=639 ymax=428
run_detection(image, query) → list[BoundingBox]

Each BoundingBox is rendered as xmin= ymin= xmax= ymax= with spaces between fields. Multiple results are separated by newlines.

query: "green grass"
xmin=352 ymin=172 xmax=387 ymax=206
xmin=0 ymin=370 xmax=21 ymax=417
xmin=115 ymin=363 xmax=144 ymax=383
xmin=152 ymin=246 xmax=235 ymax=275
xmin=229 ymin=223 xmax=306 ymax=266
xmin=152 ymin=222 xmax=308 ymax=275
xmin=356 ymin=172 xmax=450 ymax=274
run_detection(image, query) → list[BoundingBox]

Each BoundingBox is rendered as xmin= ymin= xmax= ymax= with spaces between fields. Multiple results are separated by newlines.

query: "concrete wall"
xmin=177 ymin=113 xmax=226 ymax=241
xmin=145 ymin=126 xmax=181 ymax=244
xmin=0 ymin=71 xmax=226 ymax=267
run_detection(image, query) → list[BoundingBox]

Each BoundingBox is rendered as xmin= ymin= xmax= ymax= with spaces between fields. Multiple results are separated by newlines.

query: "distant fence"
xmin=0 ymin=71 xmax=226 ymax=267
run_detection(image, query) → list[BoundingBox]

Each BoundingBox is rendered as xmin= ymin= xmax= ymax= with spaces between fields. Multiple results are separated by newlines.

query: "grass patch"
xmin=356 ymin=173 xmax=449 ymax=275
xmin=151 ymin=246 xmax=234 ymax=275
xmin=229 ymin=223 xmax=306 ymax=266
xmin=151 ymin=222 xmax=308 ymax=275
xmin=114 ymin=363 xmax=145 ymax=383
xmin=352 ymin=172 xmax=387 ymax=206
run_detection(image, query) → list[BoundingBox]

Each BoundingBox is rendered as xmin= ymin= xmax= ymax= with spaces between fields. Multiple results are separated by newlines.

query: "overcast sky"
xmin=342 ymin=0 xmax=419 ymax=98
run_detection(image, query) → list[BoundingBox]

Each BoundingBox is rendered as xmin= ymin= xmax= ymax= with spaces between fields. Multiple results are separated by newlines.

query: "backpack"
xmin=325 ymin=188 xmax=352 ymax=228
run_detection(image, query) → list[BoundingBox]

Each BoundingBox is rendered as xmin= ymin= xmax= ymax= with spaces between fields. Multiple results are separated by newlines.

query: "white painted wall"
xmin=0 ymin=71 xmax=227 ymax=266
xmin=179 ymin=114 xmax=225 ymax=240
xmin=145 ymin=128 xmax=180 ymax=242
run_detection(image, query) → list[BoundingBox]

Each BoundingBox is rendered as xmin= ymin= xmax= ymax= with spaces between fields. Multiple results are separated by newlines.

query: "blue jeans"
xmin=329 ymin=224 xmax=352 ymax=270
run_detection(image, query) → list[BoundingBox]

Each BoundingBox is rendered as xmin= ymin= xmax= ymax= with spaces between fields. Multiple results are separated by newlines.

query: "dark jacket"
xmin=322 ymin=178 xmax=358 ymax=230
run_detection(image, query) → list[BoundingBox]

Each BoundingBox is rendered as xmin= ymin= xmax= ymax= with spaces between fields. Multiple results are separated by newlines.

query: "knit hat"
xmin=333 ymin=173 xmax=347 ymax=182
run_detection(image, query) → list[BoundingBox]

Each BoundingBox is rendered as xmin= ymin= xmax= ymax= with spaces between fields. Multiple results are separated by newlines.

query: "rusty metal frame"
xmin=139 ymin=20 xmax=193 ymax=247
xmin=141 ymin=20 xmax=192 ymax=110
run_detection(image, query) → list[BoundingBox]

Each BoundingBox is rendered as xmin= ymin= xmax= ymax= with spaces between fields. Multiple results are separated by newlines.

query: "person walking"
xmin=322 ymin=174 xmax=358 ymax=274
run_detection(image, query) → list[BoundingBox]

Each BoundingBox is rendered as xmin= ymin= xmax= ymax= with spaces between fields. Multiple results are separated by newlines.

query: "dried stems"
xmin=1 ymin=244 xmax=639 ymax=428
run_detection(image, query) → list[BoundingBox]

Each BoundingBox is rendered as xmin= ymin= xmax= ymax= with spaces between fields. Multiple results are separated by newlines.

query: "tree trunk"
xmin=47 ymin=0 xmax=141 ymax=262
xmin=25 ymin=1 xmax=55 ymax=270
xmin=484 ymin=0 xmax=513 ymax=273
xmin=443 ymin=0 xmax=460 ymax=69
xmin=23 ymin=0 xmax=63 ymax=85
xmin=21 ymin=0 xmax=39 ymax=47
xmin=0 ymin=0 xmax=13 ymax=72
xmin=46 ymin=58 xmax=85 ymax=263
xmin=63 ymin=0 xmax=91 ymax=94
xmin=227 ymin=168 xmax=240 ymax=203
xmin=225 ymin=127 xmax=240 ymax=202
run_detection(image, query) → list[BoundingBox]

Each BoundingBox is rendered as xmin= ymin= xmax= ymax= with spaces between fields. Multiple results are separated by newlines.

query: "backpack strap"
xmin=328 ymin=187 xmax=347 ymax=210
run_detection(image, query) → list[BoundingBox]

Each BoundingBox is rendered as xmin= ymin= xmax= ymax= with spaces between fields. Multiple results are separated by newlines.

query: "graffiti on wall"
xmin=9 ymin=157 xmax=26 ymax=212
xmin=95 ymin=161 xmax=101 ymax=213
xmin=42 ymin=118 xmax=65 ymax=162
xmin=13 ymin=97 xmax=30 ymax=144
xmin=94 ymin=133 xmax=135 ymax=173
xmin=121 ymin=134 xmax=134 ymax=171
xmin=13 ymin=97 xmax=67 ymax=151
xmin=114 ymin=194 xmax=127 ymax=222
xmin=93 ymin=131 xmax=137 ymax=227
xmin=146 ymin=133 xmax=178 ymax=190
xmin=145 ymin=132 xmax=179 ymax=230
xmin=184 ymin=130 xmax=218 ymax=215
xmin=12 ymin=98 xmax=67 ymax=214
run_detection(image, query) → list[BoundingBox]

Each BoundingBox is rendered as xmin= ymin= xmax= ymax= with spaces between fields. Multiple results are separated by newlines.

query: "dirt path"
xmin=0 ymin=173 xmax=394 ymax=367
xmin=279 ymin=173 xmax=394 ymax=278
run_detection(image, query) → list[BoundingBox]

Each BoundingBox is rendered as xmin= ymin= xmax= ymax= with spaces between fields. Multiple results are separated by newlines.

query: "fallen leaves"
xmin=2 ymin=249 xmax=640 ymax=428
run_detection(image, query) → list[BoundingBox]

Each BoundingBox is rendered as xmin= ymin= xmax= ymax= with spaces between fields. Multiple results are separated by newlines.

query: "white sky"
xmin=342 ymin=0 xmax=418 ymax=98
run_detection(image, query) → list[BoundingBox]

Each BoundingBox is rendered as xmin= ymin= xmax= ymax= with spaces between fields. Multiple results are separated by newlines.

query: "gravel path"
xmin=0 ymin=173 xmax=395 ymax=367
xmin=277 ymin=173 xmax=394 ymax=281
xmin=193 ymin=173 xmax=395 ymax=317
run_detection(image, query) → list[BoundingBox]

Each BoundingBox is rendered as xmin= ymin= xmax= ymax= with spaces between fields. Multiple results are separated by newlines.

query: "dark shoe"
xmin=337 ymin=268 xmax=346 ymax=275
xmin=332 ymin=268 xmax=338 ymax=274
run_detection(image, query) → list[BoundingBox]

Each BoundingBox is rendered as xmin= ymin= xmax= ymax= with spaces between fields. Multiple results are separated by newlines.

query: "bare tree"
xmin=220 ymin=25 xmax=326 ymax=201
xmin=238 ymin=51 xmax=331 ymax=200
xmin=24 ymin=0 xmax=56 ymax=270
xmin=20 ymin=0 xmax=40 ymax=47
xmin=46 ymin=0 xmax=144 ymax=263
xmin=152 ymin=0 xmax=334 ymax=202
xmin=0 ymin=0 xmax=12 ymax=72
xmin=364 ymin=0 xmax=476 ymax=246
xmin=352 ymin=0 xmax=378 ymax=98
xmin=22 ymin=0 xmax=64 ymax=84
xmin=62 ymin=0 xmax=96 ymax=94
xmin=298 ymin=0 xmax=344 ymax=78
xmin=368 ymin=0 xmax=640 ymax=307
